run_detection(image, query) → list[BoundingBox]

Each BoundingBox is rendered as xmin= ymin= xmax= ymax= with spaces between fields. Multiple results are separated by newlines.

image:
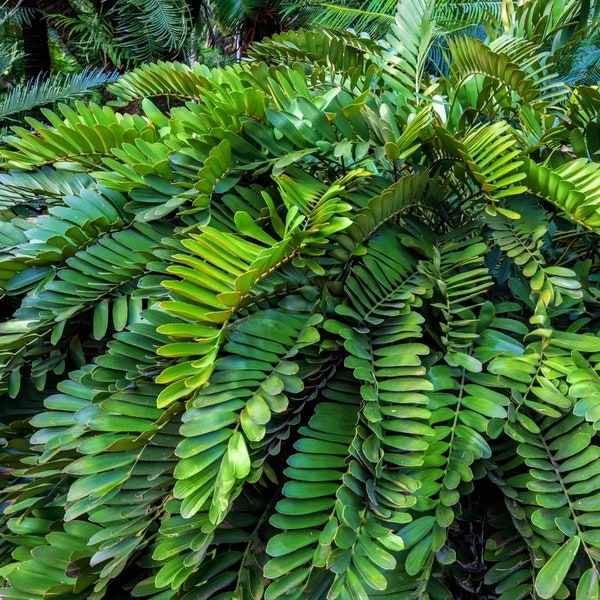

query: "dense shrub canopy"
xmin=0 ymin=0 xmax=599 ymax=598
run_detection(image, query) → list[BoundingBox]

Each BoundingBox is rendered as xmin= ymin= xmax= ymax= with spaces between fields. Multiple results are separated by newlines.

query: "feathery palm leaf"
xmin=114 ymin=0 xmax=192 ymax=63
xmin=0 ymin=1 xmax=36 ymax=26
xmin=0 ymin=69 xmax=118 ymax=125
xmin=283 ymin=0 xmax=396 ymax=37
xmin=285 ymin=0 xmax=502 ymax=38
xmin=211 ymin=0 xmax=272 ymax=32
xmin=0 ymin=4 xmax=599 ymax=600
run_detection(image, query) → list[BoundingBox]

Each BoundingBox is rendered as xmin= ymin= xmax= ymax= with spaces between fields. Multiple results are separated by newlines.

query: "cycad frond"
xmin=0 ymin=16 xmax=599 ymax=600
xmin=0 ymin=2 xmax=35 ymax=26
xmin=381 ymin=0 xmax=435 ymax=97
xmin=522 ymin=157 xmax=600 ymax=233
xmin=249 ymin=27 xmax=380 ymax=81
xmin=511 ymin=0 xmax=581 ymax=46
xmin=434 ymin=0 xmax=501 ymax=33
xmin=283 ymin=0 xmax=397 ymax=37
xmin=114 ymin=0 xmax=192 ymax=63
xmin=0 ymin=69 xmax=118 ymax=125
xmin=211 ymin=0 xmax=270 ymax=32
xmin=489 ymin=329 xmax=600 ymax=595
xmin=449 ymin=35 xmax=568 ymax=108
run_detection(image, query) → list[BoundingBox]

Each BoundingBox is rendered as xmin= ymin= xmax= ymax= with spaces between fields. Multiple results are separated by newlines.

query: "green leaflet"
xmin=0 ymin=11 xmax=599 ymax=600
xmin=577 ymin=568 xmax=600 ymax=600
xmin=265 ymin=370 xmax=409 ymax=599
xmin=535 ymin=536 xmax=581 ymax=599
xmin=522 ymin=157 xmax=600 ymax=232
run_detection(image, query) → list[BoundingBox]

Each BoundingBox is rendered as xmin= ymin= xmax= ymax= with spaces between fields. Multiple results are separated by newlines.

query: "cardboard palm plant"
xmin=0 ymin=0 xmax=599 ymax=598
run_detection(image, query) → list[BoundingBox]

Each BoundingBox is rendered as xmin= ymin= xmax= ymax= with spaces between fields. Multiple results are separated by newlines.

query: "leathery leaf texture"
xmin=0 ymin=0 xmax=599 ymax=598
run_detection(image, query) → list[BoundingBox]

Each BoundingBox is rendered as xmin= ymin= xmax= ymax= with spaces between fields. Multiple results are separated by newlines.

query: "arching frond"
xmin=113 ymin=0 xmax=192 ymax=63
xmin=381 ymin=0 xmax=435 ymax=97
xmin=211 ymin=0 xmax=271 ymax=32
xmin=449 ymin=35 xmax=568 ymax=108
xmin=522 ymin=157 xmax=600 ymax=233
xmin=249 ymin=27 xmax=380 ymax=83
xmin=0 ymin=12 xmax=599 ymax=600
xmin=0 ymin=2 xmax=36 ymax=26
xmin=282 ymin=0 xmax=397 ymax=37
xmin=0 ymin=69 xmax=118 ymax=125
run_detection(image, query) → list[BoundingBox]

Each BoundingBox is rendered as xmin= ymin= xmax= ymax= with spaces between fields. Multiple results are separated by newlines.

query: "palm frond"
xmin=49 ymin=7 xmax=123 ymax=67
xmin=434 ymin=0 xmax=501 ymax=33
xmin=0 ymin=17 xmax=599 ymax=600
xmin=283 ymin=0 xmax=397 ymax=37
xmin=0 ymin=2 xmax=36 ymax=26
xmin=114 ymin=0 xmax=192 ymax=63
xmin=0 ymin=69 xmax=118 ymax=125
xmin=211 ymin=0 xmax=269 ymax=32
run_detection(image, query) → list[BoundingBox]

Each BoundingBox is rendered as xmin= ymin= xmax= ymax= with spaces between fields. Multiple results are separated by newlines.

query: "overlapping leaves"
xmin=0 ymin=4 xmax=599 ymax=600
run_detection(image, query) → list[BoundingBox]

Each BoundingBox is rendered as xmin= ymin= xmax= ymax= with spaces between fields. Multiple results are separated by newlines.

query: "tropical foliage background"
xmin=0 ymin=0 xmax=289 ymax=127
xmin=0 ymin=0 xmax=600 ymax=598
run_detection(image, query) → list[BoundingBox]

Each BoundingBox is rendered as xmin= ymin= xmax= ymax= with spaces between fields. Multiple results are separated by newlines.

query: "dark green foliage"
xmin=0 ymin=1 xmax=599 ymax=598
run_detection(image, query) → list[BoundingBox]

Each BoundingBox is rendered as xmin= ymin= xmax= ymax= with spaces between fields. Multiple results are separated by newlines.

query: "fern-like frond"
xmin=113 ymin=0 xmax=191 ymax=63
xmin=49 ymin=7 xmax=123 ymax=67
xmin=484 ymin=196 xmax=584 ymax=308
xmin=156 ymin=166 xmax=359 ymax=407
xmin=381 ymin=0 xmax=435 ymax=98
xmin=282 ymin=0 xmax=397 ymax=37
xmin=0 ymin=217 xmax=168 ymax=396
xmin=366 ymin=229 xmax=499 ymax=594
xmin=1 ymin=307 xmax=178 ymax=598
xmin=0 ymin=101 xmax=159 ymax=170
xmin=152 ymin=306 xmax=323 ymax=591
xmin=156 ymin=227 xmax=298 ymax=407
xmin=499 ymin=412 xmax=600 ymax=598
xmin=0 ymin=185 xmax=126 ymax=292
xmin=521 ymin=157 xmax=600 ymax=232
xmin=107 ymin=60 xmax=211 ymax=104
xmin=0 ymin=69 xmax=118 ymax=125
xmin=249 ymin=27 xmax=381 ymax=91
xmin=472 ymin=303 xmax=600 ymax=598
xmin=337 ymin=171 xmax=433 ymax=257
xmin=434 ymin=121 xmax=527 ymax=200
xmin=449 ymin=35 xmax=568 ymax=109
xmin=265 ymin=368 xmax=409 ymax=599
xmin=485 ymin=452 xmax=542 ymax=600
xmin=0 ymin=167 xmax=94 ymax=206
